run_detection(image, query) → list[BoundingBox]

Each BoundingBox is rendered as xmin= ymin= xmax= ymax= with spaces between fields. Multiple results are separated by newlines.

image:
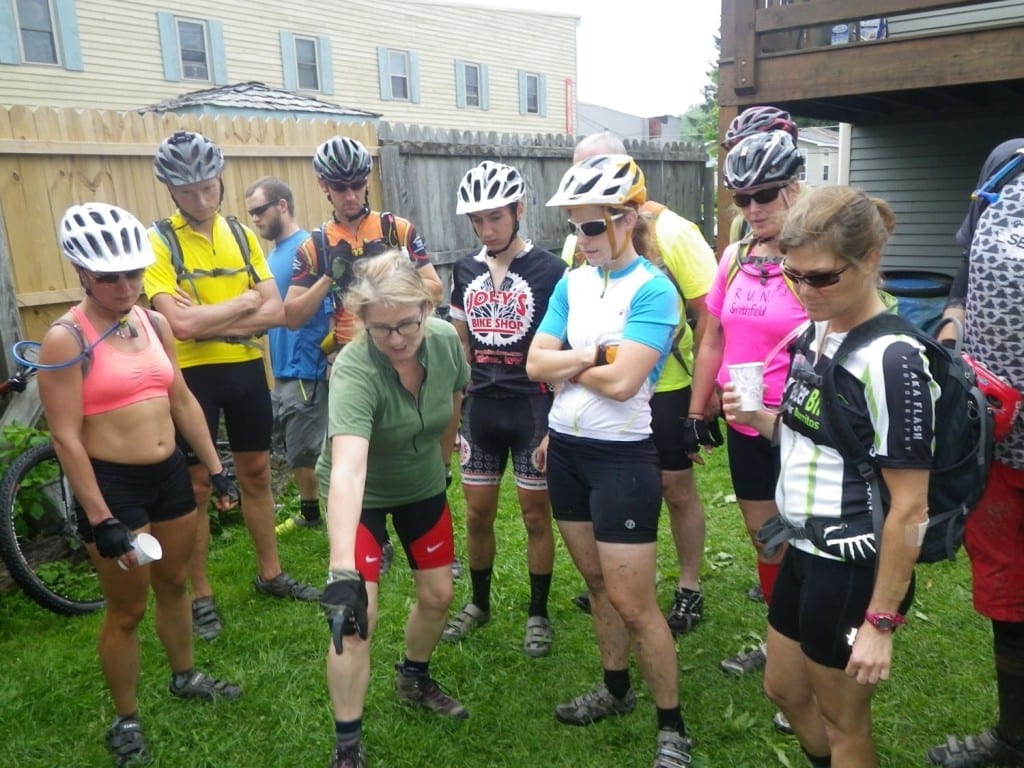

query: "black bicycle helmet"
xmin=153 ymin=131 xmax=225 ymax=186
xmin=722 ymin=106 xmax=798 ymax=150
xmin=724 ymin=132 xmax=804 ymax=191
xmin=313 ymin=136 xmax=373 ymax=183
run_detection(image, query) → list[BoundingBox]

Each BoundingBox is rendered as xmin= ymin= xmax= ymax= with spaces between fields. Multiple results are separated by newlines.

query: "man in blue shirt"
xmin=245 ymin=177 xmax=330 ymax=527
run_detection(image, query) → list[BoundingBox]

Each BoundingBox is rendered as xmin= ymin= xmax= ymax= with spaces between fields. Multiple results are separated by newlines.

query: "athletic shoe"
xmin=379 ymin=540 xmax=395 ymax=575
xmin=572 ymin=591 xmax=591 ymax=614
xmin=394 ymin=664 xmax=469 ymax=719
xmin=330 ymin=740 xmax=366 ymax=768
xmin=554 ymin=683 xmax=636 ymax=726
xmin=773 ymin=710 xmax=794 ymax=735
xmin=106 ymin=716 xmax=150 ymax=767
xmin=254 ymin=571 xmax=321 ymax=601
xmin=652 ymin=727 xmax=694 ymax=768
xmin=451 ymin=556 xmax=462 ymax=579
xmin=441 ymin=603 xmax=489 ymax=643
xmin=665 ymin=587 xmax=703 ymax=636
xmin=169 ymin=670 xmax=243 ymax=701
xmin=720 ymin=642 xmax=767 ymax=675
xmin=292 ymin=514 xmax=323 ymax=529
xmin=191 ymin=596 xmax=222 ymax=641
xmin=927 ymin=728 xmax=1024 ymax=767
xmin=747 ymin=583 xmax=764 ymax=602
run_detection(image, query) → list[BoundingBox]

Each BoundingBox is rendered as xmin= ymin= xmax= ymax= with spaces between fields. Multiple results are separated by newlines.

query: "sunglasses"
xmin=247 ymin=199 xmax=279 ymax=217
xmin=566 ymin=213 xmax=624 ymax=238
xmin=91 ymin=269 xmax=145 ymax=284
xmin=366 ymin=319 xmax=422 ymax=341
xmin=732 ymin=185 xmax=787 ymax=208
xmin=781 ymin=262 xmax=850 ymax=289
xmin=327 ymin=179 xmax=368 ymax=194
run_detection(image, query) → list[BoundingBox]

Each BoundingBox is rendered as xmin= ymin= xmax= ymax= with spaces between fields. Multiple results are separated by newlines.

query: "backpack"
xmin=724 ymin=237 xmax=799 ymax=298
xmin=818 ymin=313 xmax=993 ymax=563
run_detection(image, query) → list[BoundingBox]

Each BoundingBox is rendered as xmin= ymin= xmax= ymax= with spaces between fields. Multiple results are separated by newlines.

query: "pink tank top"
xmin=70 ymin=306 xmax=174 ymax=416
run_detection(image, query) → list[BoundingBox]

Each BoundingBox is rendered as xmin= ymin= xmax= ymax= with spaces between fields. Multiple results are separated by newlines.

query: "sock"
xmin=113 ymin=711 xmax=140 ymax=726
xmin=470 ymin=567 xmax=493 ymax=614
xmin=603 ymin=668 xmax=631 ymax=700
xmin=300 ymin=499 xmax=320 ymax=522
xmin=801 ymin=747 xmax=832 ymax=767
xmin=171 ymin=669 xmax=194 ymax=690
xmin=401 ymin=657 xmax=429 ymax=677
xmin=757 ymin=560 xmax=780 ymax=607
xmin=528 ymin=572 xmax=552 ymax=618
xmin=334 ymin=718 xmax=362 ymax=744
xmin=656 ymin=705 xmax=685 ymax=734
xmin=995 ymin=663 xmax=1024 ymax=749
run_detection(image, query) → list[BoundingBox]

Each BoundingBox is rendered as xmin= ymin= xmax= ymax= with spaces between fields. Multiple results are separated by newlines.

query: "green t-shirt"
xmin=316 ymin=317 xmax=470 ymax=508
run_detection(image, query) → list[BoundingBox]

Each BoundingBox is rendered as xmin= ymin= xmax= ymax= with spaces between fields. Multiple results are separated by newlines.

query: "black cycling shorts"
xmin=651 ymin=387 xmax=695 ymax=472
xmin=459 ymin=393 xmax=551 ymax=490
xmin=726 ymin=427 xmax=779 ymax=501
xmin=179 ymin=358 xmax=273 ymax=459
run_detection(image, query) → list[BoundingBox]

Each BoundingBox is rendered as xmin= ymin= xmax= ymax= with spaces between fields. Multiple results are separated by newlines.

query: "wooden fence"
xmin=0 ymin=106 xmax=710 ymax=390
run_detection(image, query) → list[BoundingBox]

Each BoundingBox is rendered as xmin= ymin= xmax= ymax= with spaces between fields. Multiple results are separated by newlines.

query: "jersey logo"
xmin=464 ymin=271 xmax=535 ymax=347
xmin=425 ymin=541 xmax=444 ymax=554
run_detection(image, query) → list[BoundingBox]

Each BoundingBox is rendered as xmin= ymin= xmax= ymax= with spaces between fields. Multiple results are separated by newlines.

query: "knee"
xmin=521 ymin=507 xmax=551 ymax=536
xmin=106 ymin=600 xmax=147 ymax=631
xmin=417 ymin=582 xmax=454 ymax=614
xmin=238 ymin=462 xmax=271 ymax=489
xmin=465 ymin=505 xmax=495 ymax=531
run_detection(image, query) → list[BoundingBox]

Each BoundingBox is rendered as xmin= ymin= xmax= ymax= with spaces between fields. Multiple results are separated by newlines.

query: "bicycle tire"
xmin=0 ymin=442 xmax=103 ymax=615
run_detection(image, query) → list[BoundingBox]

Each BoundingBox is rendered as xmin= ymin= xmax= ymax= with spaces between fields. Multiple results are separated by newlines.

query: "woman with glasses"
xmin=39 ymin=204 xmax=240 ymax=767
xmin=723 ymin=186 xmax=932 ymax=767
xmin=685 ymin=130 xmax=808 ymax=690
xmin=527 ymin=155 xmax=693 ymax=768
xmin=317 ymin=250 xmax=471 ymax=768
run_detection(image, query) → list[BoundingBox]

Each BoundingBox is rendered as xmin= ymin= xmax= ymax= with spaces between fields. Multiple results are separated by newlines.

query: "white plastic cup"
xmin=729 ymin=362 xmax=765 ymax=411
xmin=118 ymin=532 xmax=163 ymax=570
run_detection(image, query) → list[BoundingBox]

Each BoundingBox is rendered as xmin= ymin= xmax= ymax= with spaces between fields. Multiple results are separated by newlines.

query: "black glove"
xmin=210 ymin=468 xmax=240 ymax=504
xmin=445 ymin=466 xmax=453 ymax=488
xmin=322 ymin=569 xmax=369 ymax=654
xmin=681 ymin=417 xmax=724 ymax=456
xmin=92 ymin=517 xmax=133 ymax=559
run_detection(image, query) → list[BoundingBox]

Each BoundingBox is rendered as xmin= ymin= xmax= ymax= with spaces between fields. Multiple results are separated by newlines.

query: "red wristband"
xmin=864 ymin=611 xmax=905 ymax=632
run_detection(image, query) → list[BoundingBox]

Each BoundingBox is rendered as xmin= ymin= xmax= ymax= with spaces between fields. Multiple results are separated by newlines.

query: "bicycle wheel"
xmin=0 ymin=442 xmax=103 ymax=615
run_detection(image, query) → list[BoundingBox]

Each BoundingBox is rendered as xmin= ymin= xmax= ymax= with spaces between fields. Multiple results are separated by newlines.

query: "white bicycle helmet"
xmin=456 ymin=161 xmax=526 ymax=214
xmin=153 ymin=131 xmax=225 ymax=186
xmin=546 ymin=154 xmax=647 ymax=208
xmin=60 ymin=203 xmax=155 ymax=272
xmin=313 ymin=136 xmax=373 ymax=183
xmin=724 ymin=131 xmax=804 ymax=191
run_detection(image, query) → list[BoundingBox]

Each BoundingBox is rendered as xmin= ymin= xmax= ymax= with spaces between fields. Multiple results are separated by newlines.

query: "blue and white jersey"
xmin=536 ymin=256 xmax=677 ymax=441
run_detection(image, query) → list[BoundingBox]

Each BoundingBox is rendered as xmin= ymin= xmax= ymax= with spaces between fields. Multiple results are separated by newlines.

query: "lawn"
xmin=0 ymin=448 xmax=996 ymax=767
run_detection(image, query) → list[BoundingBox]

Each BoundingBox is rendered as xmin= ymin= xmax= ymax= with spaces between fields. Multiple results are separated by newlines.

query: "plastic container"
xmin=880 ymin=271 xmax=953 ymax=334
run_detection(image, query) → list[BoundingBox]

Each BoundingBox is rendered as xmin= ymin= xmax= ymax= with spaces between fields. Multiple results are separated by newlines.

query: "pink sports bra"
xmin=69 ymin=305 xmax=174 ymax=416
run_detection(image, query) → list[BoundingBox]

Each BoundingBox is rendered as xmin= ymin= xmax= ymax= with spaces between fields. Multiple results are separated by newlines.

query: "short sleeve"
xmin=535 ymin=274 xmax=570 ymax=341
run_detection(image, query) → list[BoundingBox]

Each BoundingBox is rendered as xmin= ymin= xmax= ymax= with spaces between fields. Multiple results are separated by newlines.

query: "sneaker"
xmin=441 ymin=603 xmax=490 ymax=643
xmin=292 ymin=514 xmax=323 ymax=529
xmin=523 ymin=616 xmax=553 ymax=658
xmin=652 ymin=728 xmax=694 ymax=768
xmin=106 ymin=716 xmax=151 ymax=767
xmin=379 ymin=540 xmax=395 ymax=575
xmin=451 ymin=555 xmax=462 ymax=579
xmin=572 ymin=591 xmax=592 ymax=614
xmin=169 ymin=669 xmax=243 ymax=701
xmin=747 ymin=583 xmax=764 ymax=602
xmin=555 ymin=683 xmax=636 ymax=726
xmin=191 ymin=596 xmax=222 ymax=642
xmin=254 ymin=571 xmax=321 ymax=601
xmin=927 ymin=728 xmax=1024 ymax=767
xmin=720 ymin=642 xmax=767 ymax=675
xmin=665 ymin=588 xmax=703 ymax=637
xmin=330 ymin=740 xmax=366 ymax=768
xmin=394 ymin=664 xmax=469 ymax=719
xmin=773 ymin=710 xmax=794 ymax=735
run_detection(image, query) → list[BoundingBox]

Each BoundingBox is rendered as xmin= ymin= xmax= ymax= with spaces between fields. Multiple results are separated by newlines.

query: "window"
xmin=376 ymin=47 xmax=420 ymax=103
xmin=0 ymin=0 xmax=82 ymax=70
xmin=822 ymin=150 xmax=831 ymax=182
xmin=518 ymin=71 xmax=547 ymax=116
xmin=455 ymin=59 xmax=489 ymax=110
xmin=279 ymin=32 xmax=333 ymax=95
xmin=156 ymin=12 xmax=227 ymax=85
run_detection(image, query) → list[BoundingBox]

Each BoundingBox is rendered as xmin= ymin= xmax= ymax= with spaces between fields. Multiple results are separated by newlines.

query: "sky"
xmin=445 ymin=0 xmax=722 ymax=118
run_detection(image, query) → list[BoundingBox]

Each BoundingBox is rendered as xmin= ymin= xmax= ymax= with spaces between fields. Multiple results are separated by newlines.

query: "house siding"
xmin=0 ymin=0 xmax=576 ymax=135
xmin=887 ymin=0 xmax=1024 ymax=37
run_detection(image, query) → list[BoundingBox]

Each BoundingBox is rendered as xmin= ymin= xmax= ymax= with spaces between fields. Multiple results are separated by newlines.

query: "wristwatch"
xmin=864 ymin=611 xmax=905 ymax=632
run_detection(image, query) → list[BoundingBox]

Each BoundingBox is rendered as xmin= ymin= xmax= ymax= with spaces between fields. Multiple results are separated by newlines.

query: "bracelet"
xmin=864 ymin=611 xmax=905 ymax=632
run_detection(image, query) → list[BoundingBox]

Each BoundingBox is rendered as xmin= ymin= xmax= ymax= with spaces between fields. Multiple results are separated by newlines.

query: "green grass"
xmin=0 ymin=449 xmax=995 ymax=767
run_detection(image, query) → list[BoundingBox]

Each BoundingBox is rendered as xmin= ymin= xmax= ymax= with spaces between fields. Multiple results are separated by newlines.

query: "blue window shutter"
xmin=454 ymin=59 xmax=466 ymax=108
xmin=376 ymin=46 xmax=391 ymax=100
xmin=279 ymin=31 xmax=296 ymax=91
xmin=319 ymin=36 xmax=333 ymax=95
xmin=408 ymin=50 xmax=421 ymax=104
xmin=0 ymin=1 xmax=20 ymax=65
xmin=518 ymin=71 xmax=527 ymax=115
xmin=480 ymin=63 xmax=490 ymax=111
xmin=53 ymin=0 xmax=82 ymax=71
xmin=156 ymin=12 xmax=180 ymax=81
xmin=209 ymin=19 xmax=227 ymax=85
xmin=539 ymin=73 xmax=547 ymax=117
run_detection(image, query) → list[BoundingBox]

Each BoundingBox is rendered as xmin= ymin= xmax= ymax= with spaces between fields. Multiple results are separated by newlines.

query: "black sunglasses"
xmin=781 ymin=262 xmax=850 ymax=289
xmin=566 ymin=213 xmax=624 ymax=237
xmin=92 ymin=269 xmax=145 ymax=284
xmin=328 ymin=179 xmax=368 ymax=194
xmin=732 ymin=185 xmax=786 ymax=208
xmin=247 ymin=199 xmax=279 ymax=217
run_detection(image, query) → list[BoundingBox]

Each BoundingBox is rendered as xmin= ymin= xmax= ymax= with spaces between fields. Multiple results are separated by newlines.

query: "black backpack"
xmin=819 ymin=314 xmax=993 ymax=563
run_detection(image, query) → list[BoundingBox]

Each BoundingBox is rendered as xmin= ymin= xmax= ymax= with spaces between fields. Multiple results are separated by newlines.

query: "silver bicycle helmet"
xmin=546 ymin=154 xmax=647 ymax=208
xmin=723 ymin=131 xmax=804 ymax=191
xmin=60 ymin=203 xmax=155 ymax=272
xmin=456 ymin=161 xmax=526 ymax=214
xmin=153 ymin=131 xmax=225 ymax=186
xmin=313 ymin=136 xmax=373 ymax=183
